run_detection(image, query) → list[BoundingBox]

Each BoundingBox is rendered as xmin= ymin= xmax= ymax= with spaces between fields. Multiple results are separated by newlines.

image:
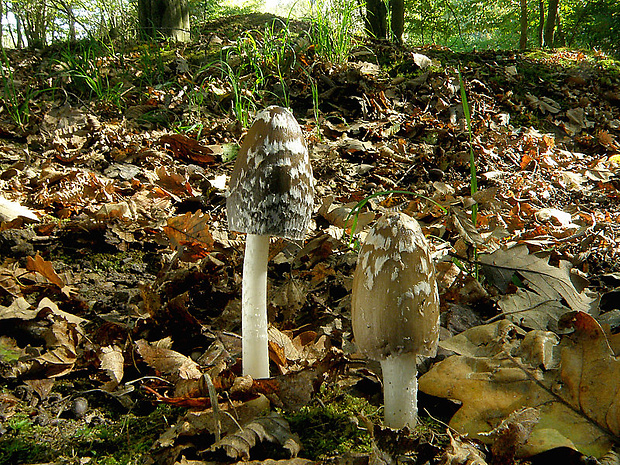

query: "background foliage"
xmin=0 ymin=0 xmax=617 ymax=55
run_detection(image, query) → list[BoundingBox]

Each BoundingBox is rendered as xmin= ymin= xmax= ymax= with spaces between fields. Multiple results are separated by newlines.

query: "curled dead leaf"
xmin=210 ymin=413 xmax=301 ymax=461
xmin=100 ymin=345 xmax=124 ymax=391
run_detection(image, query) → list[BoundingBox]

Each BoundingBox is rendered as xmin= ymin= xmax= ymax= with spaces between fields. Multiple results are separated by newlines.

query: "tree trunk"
xmin=391 ymin=0 xmax=404 ymax=43
xmin=365 ymin=0 xmax=387 ymax=39
xmin=66 ymin=4 xmax=76 ymax=41
xmin=138 ymin=0 xmax=190 ymax=42
xmin=555 ymin=12 xmax=565 ymax=46
xmin=0 ymin=0 xmax=3 ymax=48
xmin=15 ymin=16 xmax=24 ymax=48
xmin=544 ymin=0 xmax=559 ymax=47
xmin=519 ymin=0 xmax=528 ymax=50
xmin=537 ymin=0 xmax=545 ymax=46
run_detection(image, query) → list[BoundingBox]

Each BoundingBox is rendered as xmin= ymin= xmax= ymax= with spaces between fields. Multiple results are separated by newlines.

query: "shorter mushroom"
xmin=351 ymin=212 xmax=440 ymax=429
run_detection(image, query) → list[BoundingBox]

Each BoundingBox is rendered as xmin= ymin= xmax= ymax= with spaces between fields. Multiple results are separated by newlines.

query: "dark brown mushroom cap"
xmin=352 ymin=212 xmax=440 ymax=360
xmin=226 ymin=106 xmax=314 ymax=240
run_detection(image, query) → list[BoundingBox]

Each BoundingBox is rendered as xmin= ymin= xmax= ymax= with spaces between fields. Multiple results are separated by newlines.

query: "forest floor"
xmin=1 ymin=12 xmax=620 ymax=465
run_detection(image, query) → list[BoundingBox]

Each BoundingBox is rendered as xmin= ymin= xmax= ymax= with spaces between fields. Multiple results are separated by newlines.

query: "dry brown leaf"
xmin=211 ymin=413 xmax=301 ymax=461
xmin=0 ymin=261 xmax=24 ymax=296
xmin=439 ymin=430 xmax=488 ymax=465
xmin=318 ymin=196 xmax=375 ymax=233
xmin=23 ymin=379 xmax=55 ymax=400
xmin=482 ymin=407 xmax=540 ymax=465
xmin=451 ymin=206 xmax=486 ymax=246
xmin=155 ymin=166 xmax=196 ymax=199
xmin=36 ymin=297 xmax=88 ymax=326
xmin=21 ymin=316 xmax=82 ymax=378
xmin=153 ymin=395 xmax=271 ymax=459
xmin=0 ymin=196 xmax=38 ymax=222
xmin=479 ymin=245 xmax=598 ymax=329
xmin=100 ymin=345 xmax=124 ymax=391
xmin=136 ymin=339 xmax=202 ymax=381
xmin=419 ymin=313 xmax=620 ymax=458
xmin=26 ymin=253 xmax=64 ymax=288
xmin=163 ymin=210 xmax=214 ymax=262
xmin=159 ymin=133 xmax=216 ymax=165
xmin=0 ymin=297 xmax=35 ymax=320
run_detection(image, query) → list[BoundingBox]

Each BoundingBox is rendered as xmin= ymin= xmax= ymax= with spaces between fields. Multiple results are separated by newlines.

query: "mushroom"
xmin=227 ymin=106 xmax=314 ymax=379
xmin=351 ymin=212 xmax=440 ymax=429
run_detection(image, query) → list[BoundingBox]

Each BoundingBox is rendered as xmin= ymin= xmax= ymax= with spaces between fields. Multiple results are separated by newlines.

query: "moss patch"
xmin=285 ymin=385 xmax=379 ymax=460
xmin=0 ymin=404 xmax=183 ymax=465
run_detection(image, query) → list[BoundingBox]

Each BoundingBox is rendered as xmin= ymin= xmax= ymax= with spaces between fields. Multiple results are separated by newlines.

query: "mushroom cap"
xmin=226 ymin=106 xmax=314 ymax=240
xmin=351 ymin=212 xmax=440 ymax=360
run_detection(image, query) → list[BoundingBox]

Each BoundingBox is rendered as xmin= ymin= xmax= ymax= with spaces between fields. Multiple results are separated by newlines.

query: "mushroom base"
xmin=380 ymin=352 xmax=418 ymax=429
xmin=242 ymin=233 xmax=270 ymax=379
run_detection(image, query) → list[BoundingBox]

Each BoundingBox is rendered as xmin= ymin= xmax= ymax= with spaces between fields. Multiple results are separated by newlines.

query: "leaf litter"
xmin=0 ymin=13 xmax=619 ymax=465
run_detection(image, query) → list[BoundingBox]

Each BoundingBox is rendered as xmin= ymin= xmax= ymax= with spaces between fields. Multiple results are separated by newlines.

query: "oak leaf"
xmin=420 ymin=314 xmax=620 ymax=458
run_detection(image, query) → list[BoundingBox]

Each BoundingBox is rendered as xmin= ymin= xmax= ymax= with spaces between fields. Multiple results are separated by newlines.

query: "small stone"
xmin=71 ymin=397 xmax=88 ymax=419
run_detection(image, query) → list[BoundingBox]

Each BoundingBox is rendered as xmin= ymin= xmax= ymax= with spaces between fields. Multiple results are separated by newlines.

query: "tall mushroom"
xmin=351 ymin=212 xmax=440 ymax=429
xmin=227 ymin=106 xmax=314 ymax=379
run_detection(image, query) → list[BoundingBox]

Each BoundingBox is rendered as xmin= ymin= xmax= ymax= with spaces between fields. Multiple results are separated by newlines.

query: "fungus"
xmin=227 ymin=106 xmax=314 ymax=379
xmin=351 ymin=212 xmax=440 ymax=429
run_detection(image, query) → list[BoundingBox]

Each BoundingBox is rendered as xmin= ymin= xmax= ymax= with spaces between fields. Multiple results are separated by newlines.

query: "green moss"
xmin=285 ymin=384 xmax=380 ymax=460
xmin=0 ymin=404 xmax=182 ymax=465
xmin=88 ymin=250 xmax=146 ymax=273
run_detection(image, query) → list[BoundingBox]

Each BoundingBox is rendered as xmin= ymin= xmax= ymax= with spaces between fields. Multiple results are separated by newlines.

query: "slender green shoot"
xmin=217 ymin=59 xmax=254 ymax=127
xmin=1 ymin=49 xmax=51 ymax=127
xmin=458 ymin=68 xmax=479 ymax=278
xmin=458 ymin=69 xmax=477 ymax=222
xmin=308 ymin=0 xmax=360 ymax=64
xmin=345 ymin=190 xmax=448 ymax=245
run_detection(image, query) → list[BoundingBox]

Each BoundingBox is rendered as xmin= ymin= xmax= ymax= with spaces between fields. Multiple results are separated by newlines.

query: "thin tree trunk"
xmin=365 ymin=0 xmax=387 ymax=39
xmin=138 ymin=0 xmax=190 ymax=42
xmin=519 ymin=0 xmax=528 ymax=50
xmin=544 ymin=0 xmax=559 ymax=47
xmin=555 ymin=12 xmax=565 ymax=46
xmin=0 ymin=0 xmax=3 ymax=47
xmin=537 ymin=0 xmax=545 ymax=46
xmin=391 ymin=0 xmax=404 ymax=43
xmin=16 ymin=16 xmax=23 ymax=48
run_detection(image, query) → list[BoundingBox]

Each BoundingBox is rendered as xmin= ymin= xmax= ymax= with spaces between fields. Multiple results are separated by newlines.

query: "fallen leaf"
xmin=23 ymin=379 xmax=55 ymax=400
xmin=0 ymin=196 xmax=38 ymax=222
xmin=534 ymin=208 xmax=573 ymax=228
xmin=439 ymin=430 xmax=488 ymax=465
xmin=482 ymin=407 xmax=540 ymax=465
xmin=136 ymin=338 xmax=202 ymax=382
xmin=26 ymin=253 xmax=64 ymax=288
xmin=451 ymin=206 xmax=486 ymax=246
xmin=100 ymin=345 xmax=124 ymax=391
xmin=420 ymin=313 xmax=620 ymax=458
xmin=479 ymin=245 xmax=597 ymax=329
xmin=211 ymin=413 xmax=301 ymax=460
xmin=159 ymin=133 xmax=216 ymax=164
xmin=163 ymin=210 xmax=214 ymax=262
xmin=318 ymin=196 xmax=375 ymax=233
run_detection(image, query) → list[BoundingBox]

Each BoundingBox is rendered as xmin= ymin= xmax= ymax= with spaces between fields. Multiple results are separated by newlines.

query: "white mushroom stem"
xmin=241 ymin=233 xmax=270 ymax=379
xmin=380 ymin=352 xmax=418 ymax=429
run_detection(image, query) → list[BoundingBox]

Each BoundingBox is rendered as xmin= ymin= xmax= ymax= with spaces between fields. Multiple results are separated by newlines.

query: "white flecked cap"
xmin=352 ymin=212 xmax=440 ymax=360
xmin=226 ymin=106 xmax=314 ymax=240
